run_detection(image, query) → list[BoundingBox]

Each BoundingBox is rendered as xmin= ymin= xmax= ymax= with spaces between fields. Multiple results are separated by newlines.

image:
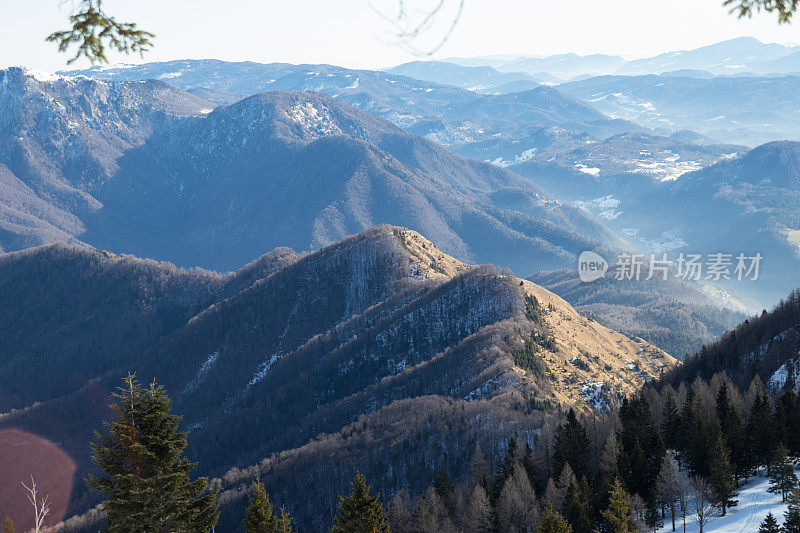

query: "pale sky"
xmin=2 ymin=0 xmax=800 ymax=72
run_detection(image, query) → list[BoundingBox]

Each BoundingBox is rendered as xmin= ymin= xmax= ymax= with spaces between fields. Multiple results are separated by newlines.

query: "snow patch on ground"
xmin=635 ymin=157 xmax=705 ymax=181
xmin=410 ymin=262 xmax=426 ymax=280
xmin=384 ymin=111 xmax=419 ymax=128
xmin=183 ymin=351 xmax=220 ymax=394
xmin=21 ymin=67 xmax=69 ymax=83
xmin=575 ymin=195 xmax=622 ymax=220
xmin=657 ymin=470 xmax=800 ymax=532
xmin=285 ymin=101 xmax=342 ymax=137
xmin=769 ymin=356 xmax=800 ymax=392
xmin=575 ymin=163 xmax=601 ymax=176
xmin=248 ymin=354 xmax=280 ymax=387
xmin=488 ymin=148 xmax=538 ymax=167
xmin=157 ymin=71 xmax=183 ymax=80
xmin=580 ymin=381 xmax=607 ymax=411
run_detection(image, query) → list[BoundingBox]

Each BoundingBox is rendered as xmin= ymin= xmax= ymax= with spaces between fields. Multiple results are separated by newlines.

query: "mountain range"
xmin=0 ymin=226 xmax=675 ymax=530
xmin=442 ymin=53 xmax=626 ymax=80
xmin=66 ymin=59 xmax=639 ymax=146
xmin=1 ymin=65 xmax=751 ymax=356
xmin=67 ymin=58 xmax=741 ymax=177
xmin=3 ymin=36 xmax=800 ymax=532
xmin=558 ymin=73 xmax=800 ymax=146
xmin=0 ymin=67 xmax=619 ymax=273
xmin=388 ymin=38 xmax=800 ymax=147
xmin=443 ymin=38 xmax=800 ymax=79
xmin=386 ymin=61 xmax=547 ymax=93
xmin=62 ymin=59 xmax=754 ymax=196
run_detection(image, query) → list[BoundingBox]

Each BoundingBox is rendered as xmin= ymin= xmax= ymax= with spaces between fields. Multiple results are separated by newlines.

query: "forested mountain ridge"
xmin=0 ymin=66 xmax=622 ymax=275
xmin=0 ymin=67 xmax=212 ymax=251
xmin=0 ymin=226 xmax=675 ymax=530
xmin=662 ymin=288 xmax=800 ymax=391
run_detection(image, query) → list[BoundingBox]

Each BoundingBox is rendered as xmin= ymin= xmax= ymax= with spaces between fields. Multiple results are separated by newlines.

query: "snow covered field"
xmin=658 ymin=470 xmax=799 ymax=533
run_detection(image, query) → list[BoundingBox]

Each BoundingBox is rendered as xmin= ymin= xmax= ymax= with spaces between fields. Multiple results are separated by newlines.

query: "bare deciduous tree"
xmin=656 ymin=455 xmax=681 ymax=532
xmin=676 ymin=466 xmax=691 ymax=533
xmin=630 ymin=493 xmax=646 ymax=531
xmin=21 ymin=476 xmax=50 ymax=533
xmin=462 ymin=484 xmax=492 ymax=533
xmin=690 ymin=477 xmax=715 ymax=533
xmin=496 ymin=464 xmax=538 ymax=532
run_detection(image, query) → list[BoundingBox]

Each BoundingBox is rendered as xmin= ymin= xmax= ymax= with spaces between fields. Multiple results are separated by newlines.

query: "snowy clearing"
xmin=657 ymin=470 xmax=799 ymax=533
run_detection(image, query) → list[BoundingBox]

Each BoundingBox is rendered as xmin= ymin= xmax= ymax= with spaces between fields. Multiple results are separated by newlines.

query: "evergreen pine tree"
xmin=333 ymin=471 xmax=389 ymax=533
xmin=617 ymin=396 xmax=666 ymax=499
xmin=785 ymin=484 xmax=800 ymax=533
xmin=768 ymin=442 xmax=797 ymax=502
xmin=563 ymin=477 xmax=592 ymax=533
xmin=537 ymin=502 xmax=573 ymax=533
xmin=495 ymin=438 xmax=518 ymax=495
xmin=708 ymin=428 xmax=737 ymax=515
xmin=87 ymin=374 xmax=219 ymax=532
xmin=789 ymin=391 xmax=800 ymax=456
xmin=523 ymin=442 xmax=537 ymax=486
xmin=688 ymin=408 xmax=711 ymax=477
xmin=276 ymin=506 xmax=294 ymax=533
xmin=677 ymin=386 xmax=697 ymax=467
xmin=758 ymin=512 xmax=780 ymax=533
xmin=553 ymin=409 xmax=590 ymax=481
xmin=243 ymin=474 xmax=278 ymax=533
xmin=716 ymin=382 xmax=746 ymax=482
xmin=645 ymin=493 xmax=662 ymax=533
xmin=601 ymin=478 xmax=634 ymax=533
xmin=433 ymin=470 xmax=455 ymax=512
xmin=774 ymin=400 xmax=789 ymax=450
xmin=746 ymin=392 xmax=775 ymax=472
xmin=715 ymin=383 xmax=732 ymax=435
xmin=661 ymin=394 xmax=680 ymax=450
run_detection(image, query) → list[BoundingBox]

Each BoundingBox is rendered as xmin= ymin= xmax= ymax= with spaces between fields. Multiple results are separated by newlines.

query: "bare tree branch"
xmin=369 ymin=0 xmax=465 ymax=57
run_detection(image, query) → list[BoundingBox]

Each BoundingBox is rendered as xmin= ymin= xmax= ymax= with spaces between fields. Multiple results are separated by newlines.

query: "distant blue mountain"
xmin=558 ymin=73 xmax=800 ymax=146
xmin=445 ymin=53 xmax=625 ymax=79
xmin=387 ymin=60 xmax=546 ymax=93
xmin=615 ymin=37 xmax=799 ymax=75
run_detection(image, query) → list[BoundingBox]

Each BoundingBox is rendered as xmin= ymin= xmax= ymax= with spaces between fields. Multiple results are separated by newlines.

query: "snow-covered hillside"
xmin=658 ymin=470 xmax=799 ymax=533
